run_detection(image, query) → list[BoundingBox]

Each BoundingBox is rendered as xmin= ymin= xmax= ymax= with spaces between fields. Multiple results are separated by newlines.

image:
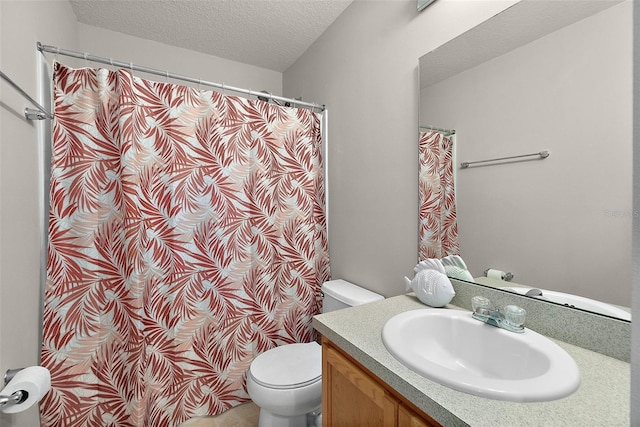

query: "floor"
xmin=178 ymin=402 xmax=260 ymax=427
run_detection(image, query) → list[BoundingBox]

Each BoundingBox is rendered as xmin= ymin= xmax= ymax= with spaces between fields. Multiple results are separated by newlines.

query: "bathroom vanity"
xmin=313 ymin=290 xmax=630 ymax=426
xmin=322 ymin=337 xmax=439 ymax=426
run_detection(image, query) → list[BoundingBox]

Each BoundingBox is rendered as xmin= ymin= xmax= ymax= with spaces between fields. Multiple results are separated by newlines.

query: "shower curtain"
xmin=40 ymin=63 xmax=330 ymax=426
xmin=418 ymin=130 xmax=459 ymax=260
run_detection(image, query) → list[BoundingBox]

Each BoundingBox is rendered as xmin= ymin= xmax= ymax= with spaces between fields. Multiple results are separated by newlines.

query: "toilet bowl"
xmin=246 ymin=342 xmax=322 ymax=427
xmin=247 ymin=280 xmax=384 ymax=427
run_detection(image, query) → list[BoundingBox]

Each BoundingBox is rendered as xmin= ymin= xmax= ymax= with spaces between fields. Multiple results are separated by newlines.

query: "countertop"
xmin=312 ymin=293 xmax=630 ymax=427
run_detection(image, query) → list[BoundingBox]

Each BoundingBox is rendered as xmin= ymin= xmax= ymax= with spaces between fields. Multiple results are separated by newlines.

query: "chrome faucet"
xmin=471 ymin=296 xmax=526 ymax=333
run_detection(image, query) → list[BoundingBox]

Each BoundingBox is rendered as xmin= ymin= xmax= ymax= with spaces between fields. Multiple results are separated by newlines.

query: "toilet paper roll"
xmin=0 ymin=366 xmax=51 ymax=413
xmin=486 ymin=269 xmax=508 ymax=280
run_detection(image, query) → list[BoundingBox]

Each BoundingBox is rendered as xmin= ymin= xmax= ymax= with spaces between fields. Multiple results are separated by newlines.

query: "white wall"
xmin=77 ymin=23 xmax=283 ymax=96
xmin=1 ymin=2 xmax=78 ymax=425
xmin=420 ymin=2 xmax=632 ymax=306
xmin=284 ymin=0 xmax=518 ymax=297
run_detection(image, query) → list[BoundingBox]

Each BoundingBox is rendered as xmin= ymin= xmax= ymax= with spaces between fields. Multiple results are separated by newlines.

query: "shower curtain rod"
xmin=420 ymin=125 xmax=456 ymax=135
xmin=0 ymin=70 xmax=54 ymax=120
xmin=37 ymin=42 xmax=325 ymax=112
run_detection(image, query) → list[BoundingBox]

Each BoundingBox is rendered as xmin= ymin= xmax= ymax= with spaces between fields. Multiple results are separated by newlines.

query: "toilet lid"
xmin=249 ymin=342 xmax=321 ymax=389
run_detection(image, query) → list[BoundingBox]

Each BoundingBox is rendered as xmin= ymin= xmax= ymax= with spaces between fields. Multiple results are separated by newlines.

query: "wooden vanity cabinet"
xmin=321 ymin=337 xmax=441 ymax=427
xmin=398 ymin=405 xmax=435 ymax=427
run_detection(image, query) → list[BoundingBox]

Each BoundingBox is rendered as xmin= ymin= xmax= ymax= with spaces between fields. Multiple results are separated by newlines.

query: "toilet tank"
xmin=321 ymin=279 xmax=384 ymax=313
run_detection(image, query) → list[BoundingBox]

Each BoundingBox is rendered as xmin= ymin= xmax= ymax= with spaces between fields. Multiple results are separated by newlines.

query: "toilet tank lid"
xmin=321 ymin=279 xmax=384 ymax=306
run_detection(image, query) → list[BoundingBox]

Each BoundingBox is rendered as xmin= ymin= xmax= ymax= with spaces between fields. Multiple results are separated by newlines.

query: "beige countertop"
xmin=313 ymin=293 xmax=629 ymax=427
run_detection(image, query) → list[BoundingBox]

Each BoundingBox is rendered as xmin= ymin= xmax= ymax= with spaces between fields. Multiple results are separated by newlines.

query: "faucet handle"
xmin=471 ymin=296 xmax=492 ymax=314
xmin=504 ymin=305 xmax=526 ymax=330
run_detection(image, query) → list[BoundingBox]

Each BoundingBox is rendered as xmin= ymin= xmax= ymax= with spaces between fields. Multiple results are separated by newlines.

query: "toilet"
xmin=247 ymin=279 xmax=384 ymax=427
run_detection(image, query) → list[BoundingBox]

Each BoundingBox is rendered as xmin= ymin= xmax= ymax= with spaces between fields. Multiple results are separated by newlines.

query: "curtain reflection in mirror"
xmin=418 ymin=129 xmax=459 ymax=260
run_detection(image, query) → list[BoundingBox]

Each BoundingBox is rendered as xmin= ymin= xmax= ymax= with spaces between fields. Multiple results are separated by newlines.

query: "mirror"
xmin=418 ymin=0 xmax=632 ymax=321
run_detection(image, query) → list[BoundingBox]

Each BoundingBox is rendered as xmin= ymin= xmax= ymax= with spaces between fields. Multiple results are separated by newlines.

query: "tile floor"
xmin=178 ymin=402 xmax=260 ymax=427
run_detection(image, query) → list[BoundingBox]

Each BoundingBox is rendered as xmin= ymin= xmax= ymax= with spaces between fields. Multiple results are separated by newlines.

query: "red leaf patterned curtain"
xmin=418 ymin=130 xmax=459 ymax=260
xmin=40 ymin=63 xmax=330 ymax=426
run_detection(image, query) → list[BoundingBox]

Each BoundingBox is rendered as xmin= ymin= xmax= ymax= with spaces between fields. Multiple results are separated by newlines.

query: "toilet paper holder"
xmin=4 ymin=368 xmax=23 ymax=385
xmin=0 ymin=368 xmax=26 ymax=409
xmin=0 ymin=389 xmax=26 ymax=409
xmin=484 ymin=268 xmax=514 ymax=282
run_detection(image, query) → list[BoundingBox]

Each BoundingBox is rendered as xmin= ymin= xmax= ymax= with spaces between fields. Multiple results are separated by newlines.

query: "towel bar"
xmin=461 ymin=151 xmax=549 ymax=169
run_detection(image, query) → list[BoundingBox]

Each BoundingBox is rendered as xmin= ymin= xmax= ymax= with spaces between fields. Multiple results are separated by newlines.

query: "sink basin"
xmin=382 ymin=309 xmax=580 ymax=402
xmin=501 ymin=287 xmax=631 ymax=321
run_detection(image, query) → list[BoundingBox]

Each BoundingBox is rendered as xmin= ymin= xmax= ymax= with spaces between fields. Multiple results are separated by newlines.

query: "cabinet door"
xmin=398 ymin=403 xmax=439 ymax=427
xmin=323 ymin=343 xmax=398 ymax=426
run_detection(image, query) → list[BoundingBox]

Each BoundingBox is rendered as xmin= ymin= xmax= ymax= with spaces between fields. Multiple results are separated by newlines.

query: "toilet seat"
xmin=249 ymin=342 xmax=321 ymax=390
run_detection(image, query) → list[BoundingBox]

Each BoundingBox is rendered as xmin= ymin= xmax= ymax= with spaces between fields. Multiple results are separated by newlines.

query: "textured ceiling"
xmin=69 ymin=0 xmax=353 ymax=72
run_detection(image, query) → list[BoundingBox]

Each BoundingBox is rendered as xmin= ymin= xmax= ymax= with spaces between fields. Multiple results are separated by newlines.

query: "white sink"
xmin=382 ymin=309 xmax=580 ymax=402
xmin=501 ymin=287 xmax=631 ymax=321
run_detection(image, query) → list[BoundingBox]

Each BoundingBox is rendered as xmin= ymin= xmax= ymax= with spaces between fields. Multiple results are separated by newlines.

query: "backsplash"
xmin=450 ymin=279 xmax=631 ymax=362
